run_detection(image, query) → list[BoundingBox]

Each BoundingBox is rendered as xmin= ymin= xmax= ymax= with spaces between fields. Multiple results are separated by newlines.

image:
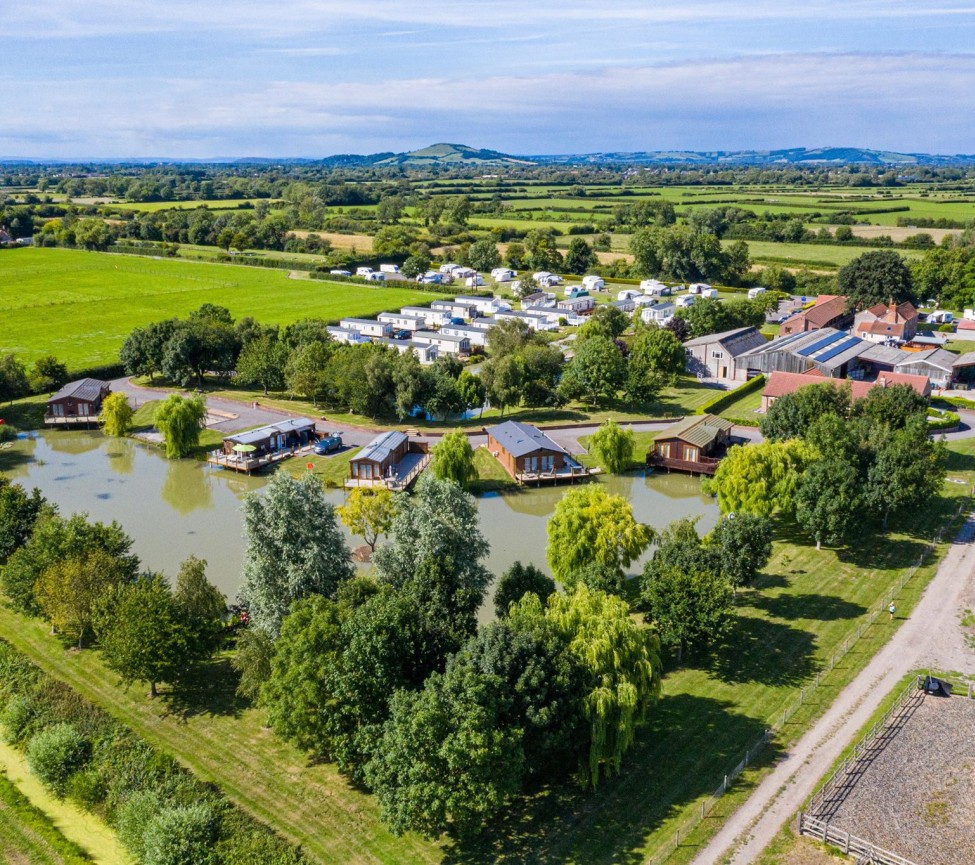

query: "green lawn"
xmin=284 ymin=445 xmax=361 ymax=488
xmin=725 ymin=240 xmax=917 ymax=269
xmin=2 ymin=442 xmax=971 ymax=863
xmin=0 ymin=248 xmax=448 ymax=370
xmin=470 ymin=445 xmax=518 ymax=493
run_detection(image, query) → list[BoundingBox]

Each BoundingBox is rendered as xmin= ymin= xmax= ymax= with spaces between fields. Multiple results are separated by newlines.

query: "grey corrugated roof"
xmin=859 ymin=343 xmax=909 ymax=365
xmin=896 ymin=348 xmax=956 ymax=373
xmin=683 ymin=326 xmax=767 ymax=357
xmin=226 ymin=418 xmax=315 ymax=445
xmin=486 ymin=420 xmax=567 ymax=458
xmin=952 ymin=351 xmax=975 ymax=368
xmin=354 ymin=430 xmax=408 ymax=464
xmin=48 ymin=378 xmax=108 ymax=403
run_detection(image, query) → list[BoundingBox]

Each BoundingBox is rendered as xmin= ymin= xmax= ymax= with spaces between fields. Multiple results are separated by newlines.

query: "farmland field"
xmin=724 ymin=240 xmax=920 ymax=269
xmin=0 ymin=248 xmax=447 ymax=370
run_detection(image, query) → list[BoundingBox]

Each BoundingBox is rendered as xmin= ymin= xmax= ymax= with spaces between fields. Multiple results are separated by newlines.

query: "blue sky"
xmin=2 ymin=0 xmax=974 ymax=159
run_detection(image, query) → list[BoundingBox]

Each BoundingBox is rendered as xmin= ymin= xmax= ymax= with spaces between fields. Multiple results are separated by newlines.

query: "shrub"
xmin=697 ymin=374 xmax=765 ymax=416
xmin=116 ymin=790 xmax=163 ymax=861
xmin=1 ymin=695 xmax=33 ymax=744
xmin=142 ymin=803 xmax=217 ymax=865
xmin=0 ymin=423 xmax=18 ymax=443
xmin=65 ymin=767 xmax=108 ymax=808
xmin=25 ymin=722 xmax=89 ymax=795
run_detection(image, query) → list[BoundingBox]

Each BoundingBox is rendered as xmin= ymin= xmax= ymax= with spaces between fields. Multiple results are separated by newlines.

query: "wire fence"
xmin=644 ymin=492 xmax=974 ymax=865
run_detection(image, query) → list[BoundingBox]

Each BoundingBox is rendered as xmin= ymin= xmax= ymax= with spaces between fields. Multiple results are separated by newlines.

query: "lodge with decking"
xmin=208 ymin=418 xmax=317 ymax=473
xmin=485 ymin=420 xmax=592 ymax=485
xmin=648 ymin=414 xmax=735 ymax=475
xmin=347 ymin=430 xmax=430 ymax=490
xmin=45 ymin=378 xmax=111 ymax=425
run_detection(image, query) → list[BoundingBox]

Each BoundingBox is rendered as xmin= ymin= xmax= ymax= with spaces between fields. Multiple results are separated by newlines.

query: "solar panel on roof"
xmin=815 ymin=337 xmax=862 ymax=364
xmin=797 ymin=331 xmax=844 ymax=357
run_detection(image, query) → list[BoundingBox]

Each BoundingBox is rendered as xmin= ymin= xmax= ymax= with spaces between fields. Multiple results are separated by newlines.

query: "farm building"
xmin=761 ymin=370 xmax=931 ymax=411
xmin=896 ymin=348 xmax=969 ymax=389
xmin=339 ymin=318 xmax=393 ymax=339
xmin=683 ymin=326 xmax=768 ymax=382
xmin=45 ymin=378 xmax=111 ymax=425
xmin=412 ymin=330 xmax=471 ymax=356
xmin=222 ymin=418 xmax=316 ymax=457
xmin=647 ymin=414 xmax=735 ymax=476
xmin=853 ymin=302 xmax=919 ymax=344
xmin=778 ymin=295 xmax=852 ymax=336
xmin=349 ymin=430 xmax=429 ymax=489
xmin=485 ymin=420 xmax=589 ymax=484
xmin=735 ymin=328 xmax=870 ymax=379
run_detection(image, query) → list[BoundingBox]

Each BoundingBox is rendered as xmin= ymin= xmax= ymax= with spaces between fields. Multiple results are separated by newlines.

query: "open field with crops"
xmin=0 ymin=248 xmax=447 ymax=370
xmin=1 ymin=440 xmax=971 ymax=864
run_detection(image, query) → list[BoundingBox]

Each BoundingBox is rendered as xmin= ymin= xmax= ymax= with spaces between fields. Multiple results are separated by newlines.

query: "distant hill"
xmin=375 ymin=143 xmax=533 ymax=166
xmin=529 ymin=147 xmax=975 ymax=167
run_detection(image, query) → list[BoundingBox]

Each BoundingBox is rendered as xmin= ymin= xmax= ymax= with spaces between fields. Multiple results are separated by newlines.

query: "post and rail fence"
xmin=642 ymin=493 xmax=974 ymax=865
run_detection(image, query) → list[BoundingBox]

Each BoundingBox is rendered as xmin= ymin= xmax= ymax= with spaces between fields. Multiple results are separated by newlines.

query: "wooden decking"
xmin=207 ymin=444 xmax=314 ymax=474
xmin=44 ymin=414 xmax=102 ymax=426
xmin=514 ymin=464 xmax=596 ymax=486
xmin=345 ymin=453 xmax=430 ymax=491
xmin=647 ymin=453 xmax=721 ymax=475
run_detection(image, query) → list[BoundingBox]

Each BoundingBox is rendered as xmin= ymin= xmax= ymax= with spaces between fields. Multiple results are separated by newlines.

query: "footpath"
xmin=689 ymin=511 xmax=975 ymax=865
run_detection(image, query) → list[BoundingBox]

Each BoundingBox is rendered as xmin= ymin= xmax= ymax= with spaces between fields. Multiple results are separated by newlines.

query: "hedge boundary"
xmin=696 ymin=374 xmax=766 ymax=416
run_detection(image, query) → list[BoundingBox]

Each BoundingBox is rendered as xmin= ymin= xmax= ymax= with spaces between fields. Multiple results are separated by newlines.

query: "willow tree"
xmin=99 ymin=391 xmax=134 ymax=437
xmin=429 ymin=430 xmax=477 ymax=490
xmin=587 ymin=419 xmax=635 ymax=474
xmin=705 ymin=439 xmax=813 ymax=516
xmin=513 ymin=585 xmax=661 ymax=785
xmin=154 ymin=394 xmax=207 ymax=459
xmin=546 ymin=485 xmax=651 ymax=585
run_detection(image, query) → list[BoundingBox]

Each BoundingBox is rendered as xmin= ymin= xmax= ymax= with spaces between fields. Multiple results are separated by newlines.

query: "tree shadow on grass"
xmin=707 ymin=615 xmax=819 ymax=687
xmin=161 ymin=654 xmax=246 ymax=720
xmin=442 ymin=693 xmax=781 ymax=865
xmin=751 ymin=593 xmax=866 ymax=622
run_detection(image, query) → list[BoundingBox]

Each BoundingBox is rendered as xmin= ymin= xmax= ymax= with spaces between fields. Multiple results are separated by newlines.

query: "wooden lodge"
xmin=485 ymin=420 xmax=591 ymax=485
xmin=208 ymin=418 xmax=316 ymax=473
xmin=647 ymin=414 xmax=735 ymax=475
xmin=45 ymin=378 xmax=111 ymax=425
xmin=347 ymin=430 xmax=430 ymax=490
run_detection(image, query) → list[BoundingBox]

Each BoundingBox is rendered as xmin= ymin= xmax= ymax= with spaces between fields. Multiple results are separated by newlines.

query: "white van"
xmin=364 ymin=271 xmax=385 ymax=282
xmin=356 ymin=267 xmax=374 ymax=277
xmin=379 ymin=264 xmax=400 ymax=274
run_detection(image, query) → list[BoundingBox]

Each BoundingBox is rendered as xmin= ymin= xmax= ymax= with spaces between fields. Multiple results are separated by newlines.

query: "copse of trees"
xmin=629 ymin=223 xmax=750 ymax=285
xmin=838 ymin=249 xmax=917 ymax=310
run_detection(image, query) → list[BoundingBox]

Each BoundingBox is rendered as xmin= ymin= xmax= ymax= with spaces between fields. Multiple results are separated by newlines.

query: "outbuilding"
xmin=486 ymin=420 xmax=588 ymax=483
xmin=648 ymin=414 xmax=735 ymax=475
xmin=45 ymin=378 xmax=111 ymax=424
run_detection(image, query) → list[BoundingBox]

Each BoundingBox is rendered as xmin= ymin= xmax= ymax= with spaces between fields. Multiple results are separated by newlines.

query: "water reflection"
xmin=2 ymin=431 xmax=719 ymax=607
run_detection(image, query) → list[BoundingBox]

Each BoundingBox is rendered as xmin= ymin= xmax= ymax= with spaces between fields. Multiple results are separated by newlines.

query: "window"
xmin=711 ymin=351 xmax=723 ymax=359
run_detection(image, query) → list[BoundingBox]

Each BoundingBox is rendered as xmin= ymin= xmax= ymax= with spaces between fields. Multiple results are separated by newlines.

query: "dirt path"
xmin=690 ymin=511 xmax=975 ymax=865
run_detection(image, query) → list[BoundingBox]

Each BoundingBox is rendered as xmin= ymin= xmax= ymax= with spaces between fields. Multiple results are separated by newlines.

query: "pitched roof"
xmin=683 ymin=326 xmax=768 ymax=356
xmin=225 ymin=418 xmax=316 ymax=445
xmin=763 ymin=370 xmax=930 ymax=400
xmin=486 ymin=420 xmax=567 ymax=458
xmin=656 ymin=414 xmax=734 ymax=448
xmin=48 ymin=378 xmax=108 ymax=403
xmin=951 ymin=351 xmax=975 ymax=368
xmin=784 ymin=295 xmax=850 ymax=331
xmin=894 ymin=348 xmax=957 ymax=373
xmin=353 ymin=430 xmax=409 ymax=464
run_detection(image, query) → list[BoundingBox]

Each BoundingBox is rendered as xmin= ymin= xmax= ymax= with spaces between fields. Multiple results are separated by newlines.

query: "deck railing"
xmin=648 ymin=453 xmax=721 ymax=475
xmin=796 ymin=813 xmax=917 ymax=865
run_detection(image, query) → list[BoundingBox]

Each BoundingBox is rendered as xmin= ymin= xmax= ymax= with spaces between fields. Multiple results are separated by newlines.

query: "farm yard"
xmin=0 ymin=247 xmax=447 ymax=369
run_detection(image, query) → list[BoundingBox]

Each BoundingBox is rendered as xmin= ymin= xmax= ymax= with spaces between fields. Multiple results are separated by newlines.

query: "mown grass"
xmin=0 ymin=767 xmax=96 ymax=865
xmin=0 ymin=248 xmax=448 ymax=370
xmin=2 ymin=442 xmax=971 ymax=864
xmin=283 ymin=445 xmax=361 ymax=488
xmin=470 ymin=446 xmax=518 ymax=494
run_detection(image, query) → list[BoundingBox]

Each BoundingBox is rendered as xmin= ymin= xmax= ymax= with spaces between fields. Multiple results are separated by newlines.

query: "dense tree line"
xmin=709 ymin=383 xmax=946 ymax=548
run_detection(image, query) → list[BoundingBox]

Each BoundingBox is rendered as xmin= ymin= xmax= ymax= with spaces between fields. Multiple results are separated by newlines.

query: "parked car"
xmin=394 ymin=329 xmax=411 ymax=340
xmin=313 ymin=434 xmax=343 ymax=455
xmin=329 ymin=269 xmax=351 ymax=276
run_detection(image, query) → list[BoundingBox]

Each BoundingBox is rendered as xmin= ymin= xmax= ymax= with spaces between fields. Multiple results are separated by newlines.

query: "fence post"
xmin=701 ymin=801 xmax=706 ymax=819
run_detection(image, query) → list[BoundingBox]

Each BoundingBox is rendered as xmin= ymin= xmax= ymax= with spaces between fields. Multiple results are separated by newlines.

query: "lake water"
xmin=0 ymin=431 xmax=719 ymax=608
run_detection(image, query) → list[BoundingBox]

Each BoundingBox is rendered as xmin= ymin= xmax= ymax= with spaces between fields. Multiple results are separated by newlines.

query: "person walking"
xmin=888 ymin=601 xmax=897 ymax=621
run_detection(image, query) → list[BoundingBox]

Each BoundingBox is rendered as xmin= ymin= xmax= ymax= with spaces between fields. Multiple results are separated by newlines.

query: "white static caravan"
xmin=440 ymin=324 xmax=489 ymax=348
xmin=412 ymin=330 xmax=472 ymax=356
xmin=641 ymin=302 xmax=676 ymax=325
xmin=747 ymin=286 xmax=767 ymax=299
xmin=617 ymin=288 xmax=642 ymax=301
xmin=674 ymin=294 xmax=696 ymax=308
xmin=491 ymin=267 xmax=516 ymax=282
xmin=339 ymin=318 xmax=393 ymax=338
xmin=495 ymin=309 xmax=555 ymax=332
xmin=378 ymin=312 xmax=426 ymax=332
xmin=431 ymin=300 xmax=480 ymax=320
xmin=327 ymin=326 xmax=371 ymax=345
xmin=400 ymin=306 xmax=450 ymax=328
xmin=641 ymin=279 xmax=671 ymax=296
xmin=688 ymin=283 xmax=712 ymax=295
xmin=557 ymin=296 xmax=595 ymax=314
xmin=454 ymin=295 xmax=502 ymax=315
xmin=582 ymin=275 xmax=605 ymax=292
xmin=699 ymin=288 xmax=719 ymax=299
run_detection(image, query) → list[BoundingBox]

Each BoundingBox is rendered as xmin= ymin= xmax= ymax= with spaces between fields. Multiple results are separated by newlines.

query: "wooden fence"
xmin=642 ymin=492 xmax=974 ymax=865
xmin=796 ymin=813 xmax=917 ymax=865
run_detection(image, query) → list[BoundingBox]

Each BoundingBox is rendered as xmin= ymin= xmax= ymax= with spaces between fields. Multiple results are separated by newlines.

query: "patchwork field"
xmin=0 ymin=248 xmax=446 ymax=370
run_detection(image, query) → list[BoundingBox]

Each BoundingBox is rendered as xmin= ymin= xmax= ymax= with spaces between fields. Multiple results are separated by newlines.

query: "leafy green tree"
xmin=852 ymin=383 xmax=928 ymax=430
xmin=391 ymin=350 xmax=427 ymax=420
xmin=588 ymin=304 xmax=630 ymax=339
xmin=338 ymin=487 xmax=396 ymax=552
xmin=795 ymin=452 xmax=860 ymax=549
xmin=546 ymin=485 xmax=651 ymax=584
xmin=706 ymin=440 xmax=812 ymax=516
xmin=74 ymin=218 xmax=112 ymax=251
xmin=28 ymin=356 xmax=68 ymax=393
xmin=154 ymin=394 xmax=207 ymax=459
xmin=280 ymin=318 xmax=331 ymax=351
xmin=480 ymin=354 xmax=523 ymax=417
xmin=514 ymin=585 xmax=661 ymax=785
xmin=518 ymin=343 xmax=564 ymax=407
xmin=141 ymin=803 xmax=217 ymax=865
xmin=630 ymin=227 xmax=664 ymax=276
xmin=99 ymin=391 xmax=134 ymax=437
xmin=641 ymin=565 xmax=734 ymax=663
xmin=119 ymin=320 xmax=177 ymax=382
xmin=2 ymin=512 xmax=138 ymax=616
xmin=372 ymin=225 xmax=419 ymax=258
xmin=235 ymin=334 xmax=287 ymax=395
xmin=494 ymin=561 xmax=555 ymax=618
xmin=430 ymin=430 xmax=477 ymax=489
xmin=559 ymin=335 xmax=626 ymax=406
xmin=676 ymin=297 xmax=731 ymax=338
xmin=487 ymin=318 xmax=534 ymax=357
xmin=587 ymin=419 xmax=635 ymax=473
xmin=232 ymin=627 xmax=274 ymax=703
xmin=240 ymin=471 xmax=354 ymax=638
xmin=838 ymin=250 xmax=916 ymax=309
xmin=467 ymin=238 xmax=501 ymax=273
xmin=174 ymin=555 xmax=226 ymax=659
xmin=284 ymin=340 xmax=332 ymax=405
xmin=641 ymin=518 xmax=717 ymax=589
xmin=564 ymin=238 xmax=597 ymax=274
xmin=725 ymin=239 xmax=751 ymax=282
xmin=457 ymin=369 xmax=486 ymax=415
xmin=706 ymin=513 xmax=773 ymax=590
xmin=25 ymin=723 xmax=89 ymax=795
xmin=0 ymin=354 xmax=29 ymax=403
xmin=0 ymin=479 xmax=46 ymax=566
xmin=760 ymin=382 xmax=852 ymax=441
xmin=35 ymin=548 xmax=130 ymax=648
xmin=632 ymin=326 xmax=685 ymax=381
xmin=401 ymin=253 xmax=429 ymax=278
xmin=94 ymin=575 xmax=190 ymax=698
